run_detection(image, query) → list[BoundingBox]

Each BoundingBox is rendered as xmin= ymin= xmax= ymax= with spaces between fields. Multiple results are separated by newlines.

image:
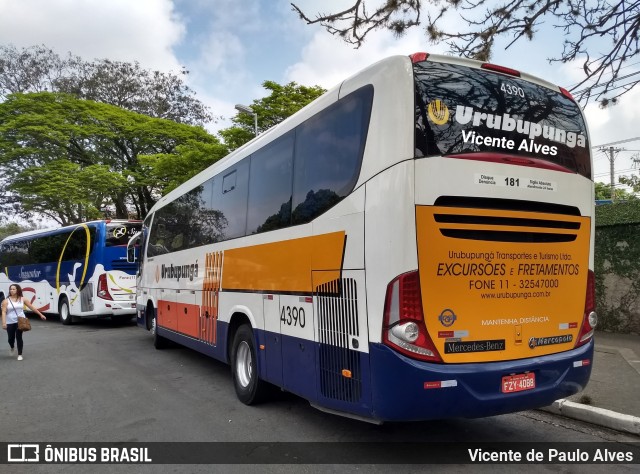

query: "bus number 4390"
xmin=281 ymin=306 xmax=306 ymax=328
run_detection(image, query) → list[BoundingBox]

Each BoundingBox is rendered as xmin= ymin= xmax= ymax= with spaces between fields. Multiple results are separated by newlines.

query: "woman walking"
xmin=1 ymin=284 xmax=47 ymax=360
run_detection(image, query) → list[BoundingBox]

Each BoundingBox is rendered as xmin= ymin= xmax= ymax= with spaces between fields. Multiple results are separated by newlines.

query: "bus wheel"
xmin=59 ymin=298 xmax=73 ymax=325
xmin=147 ymin=305 xmax=156 ymax=336
xmin=153 ymin=315 xmax=169 ymax=349
xmin=231 ymin=325 xmax=268 ymax=405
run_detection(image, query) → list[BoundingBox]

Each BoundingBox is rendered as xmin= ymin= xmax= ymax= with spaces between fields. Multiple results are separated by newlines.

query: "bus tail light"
xmin=382 ymin=271 xmax=442 ymax=362
xmin=575 ymin=270 xmax=597 ymax=348
xmin=559 ymin=87 xmax=575 ymax=101
xmin=481 ymin=63 xmax=521 ymax=77
xmin=410 ymin=52 xmax=429 ymax=63
xmin=97 ymin=273 xmax=113 ymax=300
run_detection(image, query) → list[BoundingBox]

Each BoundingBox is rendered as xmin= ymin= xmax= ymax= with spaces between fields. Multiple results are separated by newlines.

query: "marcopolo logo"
xmin=529 ymin=334 xmax=573 ymax=349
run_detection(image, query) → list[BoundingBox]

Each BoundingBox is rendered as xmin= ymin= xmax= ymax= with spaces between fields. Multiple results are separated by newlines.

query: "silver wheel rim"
xmin=150 ymin=315 xmax=156 ymax=336
xmin=236 ymin=341 xmax=252 ymax=388
xmin=61 ymin=304 xmax=68 ymax=321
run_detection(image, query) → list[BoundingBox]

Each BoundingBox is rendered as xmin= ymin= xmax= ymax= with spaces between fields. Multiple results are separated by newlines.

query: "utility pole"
xmin=603 ymin=147 xmax=621 ymax=201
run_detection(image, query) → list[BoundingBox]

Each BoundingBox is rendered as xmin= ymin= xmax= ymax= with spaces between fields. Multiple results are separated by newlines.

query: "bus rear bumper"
xmin=108 ymin=302 xmax=137 ymax=315
xmin=368 ymin=340 xmax=594 ymax=421
xmin=81 ymin=301 xmax=136 ymax=318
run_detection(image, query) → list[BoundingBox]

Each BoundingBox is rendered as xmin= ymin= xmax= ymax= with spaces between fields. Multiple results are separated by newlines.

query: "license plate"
xmin=501 ymin=372 xmax=535 ymax=393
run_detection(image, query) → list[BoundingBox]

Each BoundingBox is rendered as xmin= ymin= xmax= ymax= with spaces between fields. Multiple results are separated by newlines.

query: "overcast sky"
xmin=1 ymin=0 xmax=638 ymax=187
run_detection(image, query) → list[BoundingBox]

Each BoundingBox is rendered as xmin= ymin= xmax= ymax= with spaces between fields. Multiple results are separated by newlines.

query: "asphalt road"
xmin=0 ymin=317 xmax=638 ymax=473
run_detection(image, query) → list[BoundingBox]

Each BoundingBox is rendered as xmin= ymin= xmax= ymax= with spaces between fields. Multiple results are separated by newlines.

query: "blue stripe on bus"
xmin=367 ymin=340 xmax=594 ymax=421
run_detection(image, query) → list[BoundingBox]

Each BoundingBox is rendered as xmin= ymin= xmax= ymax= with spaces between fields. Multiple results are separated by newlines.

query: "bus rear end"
xmin=372 ymin=54 xmax=595 ymax=421
xmin=94 ymin=220 xmax=141 ymax=319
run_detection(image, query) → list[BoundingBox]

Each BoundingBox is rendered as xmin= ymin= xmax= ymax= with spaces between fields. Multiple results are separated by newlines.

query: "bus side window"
xmin=292 ymin=85 xmax=373 ymax=225
xmin=148 ymin=216 xmax=169 ymax=257
xmin=247 ymin=132 xmax=294 ymax=235
xmin=213 ymin=160 xmax=249 ymax=241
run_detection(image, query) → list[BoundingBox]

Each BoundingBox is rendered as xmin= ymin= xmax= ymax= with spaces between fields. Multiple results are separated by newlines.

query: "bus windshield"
xmin=414 ymin=61 xmax=591 ymax=179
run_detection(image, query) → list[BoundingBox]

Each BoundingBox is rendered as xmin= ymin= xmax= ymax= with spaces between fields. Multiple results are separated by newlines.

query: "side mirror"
xmin=127 ymin=232 xmax=142 ymax=263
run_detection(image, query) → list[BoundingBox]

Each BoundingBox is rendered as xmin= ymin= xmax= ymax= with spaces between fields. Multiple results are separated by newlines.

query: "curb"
xmin=541 ymin=399 xmax=640 ymax=436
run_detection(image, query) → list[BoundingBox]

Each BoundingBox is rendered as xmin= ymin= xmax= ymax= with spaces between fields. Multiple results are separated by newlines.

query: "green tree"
xmin=140 ymin=140 xmax=229 ymax=194
xmin=618 ymin=175 xmax=640 ymax=196
xmin=595 ymin=180 xmax=637 ymax=201
xmin=0 ymin=44 xmax=213 ymax=125
xmin=142 ymin=80 xmax=325 ymax=196
xmin=11 ymin=160 xmax=128 ymax=225
xmin=292 ymin=0 xmax=639 ymax=106
xmin=219 ymin=80 xmax=325 ymax=150
xmin=0 ymin=92 xmax=222 ymax=224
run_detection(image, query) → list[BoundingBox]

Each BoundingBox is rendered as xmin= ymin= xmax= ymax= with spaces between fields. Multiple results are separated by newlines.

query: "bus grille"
xmin=316 ymin=278 xmax=361 ymax=403
xmin=432 ymin=197 xmax=583 ymax=243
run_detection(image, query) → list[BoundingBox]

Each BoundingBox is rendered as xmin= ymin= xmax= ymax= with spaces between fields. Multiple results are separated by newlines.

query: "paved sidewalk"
xmin=540 ymin=330 xmax=640 ymax=435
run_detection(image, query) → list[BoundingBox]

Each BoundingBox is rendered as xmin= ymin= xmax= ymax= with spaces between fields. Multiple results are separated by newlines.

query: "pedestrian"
xmin=1 ymin=284 xmax=47 ymax=360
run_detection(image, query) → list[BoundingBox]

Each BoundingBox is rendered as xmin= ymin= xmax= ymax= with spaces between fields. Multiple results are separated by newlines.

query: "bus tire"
xmin=147 ymin=304 xmax=156 ymax=335
xmin=231 ymin=324 xmax=268 ymax=405
xmin=153 ymin=315 xmax=169 ymax=349
xmin=59 ymin=297 xmax=73 ymax=325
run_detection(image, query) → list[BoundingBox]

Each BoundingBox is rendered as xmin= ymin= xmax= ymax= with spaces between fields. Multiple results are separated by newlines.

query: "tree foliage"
xmin=292 ymin=0 xmax=640 ymax=106
xmin=618 ymin=174 xmax=640 ymax=195
xmin=594 ymin=219 xmax=640 ymax=333
xmin=219 ymin=80 xmax=326 ymax=151
xmin=11 ymin=160 xmax=127 ymax=225
xmin=140 ymin=140 xmax=229 ymax=194
xmin=0 ymin=92 xmax=223 ymax=224
xmin=0 ymin=44 xmax=213 ymax=125
xmin=595 ymin=181 xmax=636 ymax=200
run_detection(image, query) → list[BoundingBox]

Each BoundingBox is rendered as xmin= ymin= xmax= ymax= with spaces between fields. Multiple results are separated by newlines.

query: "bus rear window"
xmin=106 ymin=223 xmax=141 ymax=247
xmin=414 ymin=61 xmax=591 ymax=179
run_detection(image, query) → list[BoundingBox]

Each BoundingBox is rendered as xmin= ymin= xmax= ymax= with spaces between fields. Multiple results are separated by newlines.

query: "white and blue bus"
xmin=129 ymin=53 xmax=595 ymax=422
xmin=0 ymin=220 xmax=141 ymax=324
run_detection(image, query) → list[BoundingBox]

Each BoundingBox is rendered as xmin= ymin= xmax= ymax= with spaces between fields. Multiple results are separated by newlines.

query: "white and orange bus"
xmin=128 ymin=53 xmax=596 ymax=422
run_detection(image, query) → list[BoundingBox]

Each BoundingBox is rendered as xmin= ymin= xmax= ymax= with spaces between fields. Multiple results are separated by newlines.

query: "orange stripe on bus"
xmin=222 ymin=232 xmax=345 ymax=293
